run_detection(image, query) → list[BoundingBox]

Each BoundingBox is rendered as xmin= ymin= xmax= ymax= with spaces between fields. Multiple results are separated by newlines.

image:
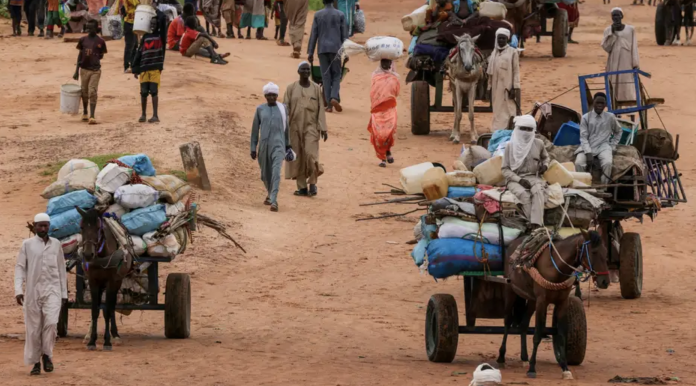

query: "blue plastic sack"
xmin=46 ymin=190 xmax=97 ymax=216
xmin=121 ymin=204 xmax=166 ymax=235
xmin=48 ymin=209 xmax=82 ymax=239
xmin=118 ymin=154 xmax=156 ymax=176
xmin=426 ymin=238 xmax=503 ymax=279
xmin=488 ymin=129 xmax=513 ymax=153
xmin=412 ymin=215 xmax=438 ymax=266
xmin=447 ymin=187 xmax=477 ymax=198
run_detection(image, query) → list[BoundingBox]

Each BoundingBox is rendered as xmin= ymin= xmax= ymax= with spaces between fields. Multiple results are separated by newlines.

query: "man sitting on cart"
xmin=574 ymin=92 xmax=622 ymax=185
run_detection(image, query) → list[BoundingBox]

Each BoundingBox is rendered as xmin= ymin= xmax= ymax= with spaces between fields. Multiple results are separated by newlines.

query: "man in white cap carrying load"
xmin=283 ymin=61 xmax=328 ymax=197
xmin=14 ymin=213 xmax=67 ymax=376
xmin=501 ymin=116 xmax=550 ymax=231
xmin=251 ymin=82 xmax=295 ymax=212
xmin=487 ymin=28 xmax=520 ymax=131
xmin=602 ymin=8 xmax=639 ymax=103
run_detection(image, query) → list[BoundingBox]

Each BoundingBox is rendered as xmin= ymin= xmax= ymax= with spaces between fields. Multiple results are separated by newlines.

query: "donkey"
xmin=446 ymin=33 xmax=485 ymax=144
xmin=77 ymin=207 xmax=131 ymax=351
xmin=497 ymin=230 xmax=610 ymax=380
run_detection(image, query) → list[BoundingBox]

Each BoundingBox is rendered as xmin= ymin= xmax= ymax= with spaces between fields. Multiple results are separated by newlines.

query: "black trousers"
xmin=278 ymin=6 xmax=287 ymax=41
xmin=140 ymin=82 xmax=159 ymax=97
xmin=24 ymin=0 xmax=39 ymax=33
xmin=124 ymin=22 xmax=138 ymax=71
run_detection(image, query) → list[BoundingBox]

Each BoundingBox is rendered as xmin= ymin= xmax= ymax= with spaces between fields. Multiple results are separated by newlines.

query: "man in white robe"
xmin=602 ymin=8 xmax=639 ymax=104
xmin=14 ymin=213 xmax=67 ymax=376
xmin=487 ymin=28 xmax=520 ymax=131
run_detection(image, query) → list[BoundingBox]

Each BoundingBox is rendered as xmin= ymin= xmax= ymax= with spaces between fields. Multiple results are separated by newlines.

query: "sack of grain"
xmin=114 ymin=184 xmax=159 ymax=209
xmin=41 ymin=169 xmax=97 ymax=199
xmin=342 ymin=36 xmax=404 ymax=61
xmin=130 ymin=235 xmax=147 ymax=256
xmin=96 ymin=163 xmax=133 ymax=193
xmin=105 ymin=203 xmax=129 ymax=218
xmin=48 ymin=209 xmax=83 ymax=239
xmin=60 ymin=234 xmax=82 ymax=255
xmin=459 ymin=145 xmax=491 ymax=171
xmin=121 ymin=204 xmax=166 ymax=235
xmin=46 ymin=190 xmax=97 ymax=216
xmin=143 ymin=232 xmax=180 ymax=257
xmin=140 ymin=175 xmax=191 ymax=204
xmin=58 ymin=159 xmax=99 ymax=180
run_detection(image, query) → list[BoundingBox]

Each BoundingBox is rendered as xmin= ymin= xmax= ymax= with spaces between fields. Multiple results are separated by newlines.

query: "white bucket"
xmin=133 ymin=5 xmax=156 ymax=35
xmin=60 ymin=84 xmax=82 ymax=115
xmin=101 ymin=16 xmax=112 ymax=37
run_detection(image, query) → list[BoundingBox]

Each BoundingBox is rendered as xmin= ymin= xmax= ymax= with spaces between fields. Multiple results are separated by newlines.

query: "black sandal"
xmin=309 ymin=185 xmax=317 ymax=196
xmin=270 ymin=203 xmax=278 ymax=212
xmin=386 ymin=151 xmax=394 ymax=164
xmin=42 ymin=355 xmax=53 ymax=372
xmin=263 ymin=197 xmax=271 ymax=205
xmin=294 ymin=188 xmax=308 ymax=196
xmin=379 ymin=161 xmax=387 ymax=168
xmin=30 ymin=363 xmax=41 ymax=376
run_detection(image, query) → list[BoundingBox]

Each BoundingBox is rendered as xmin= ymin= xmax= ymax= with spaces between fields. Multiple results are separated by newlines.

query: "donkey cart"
xmin=58 ymin=256 xmax=191 ymax=339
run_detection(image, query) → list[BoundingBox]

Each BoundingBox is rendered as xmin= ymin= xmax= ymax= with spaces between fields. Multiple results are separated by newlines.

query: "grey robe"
xmin=502 ymin=139 xmax=549 ymax=226
xmin=250 ymin=103 xmax=290 ymax=204
xmin=487 ymin=45 xmax=520 ymax=131
xmin=602 ymin=25 xmax=639 ymax=103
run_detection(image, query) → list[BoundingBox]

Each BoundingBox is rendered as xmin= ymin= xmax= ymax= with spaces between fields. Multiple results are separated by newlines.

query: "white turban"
xmin=508 ymin=115 xmax=538 ymax=172
xmin=611 ymin=7 xmax=623 ymax=15
xmin=495 ymin=28 xmax=511 ymax=38
xmin=298 ymin=61 xmax=310 ymax=70
xmin=34 ymin=213 xmax=50 ymax=223
xmin=263 ymin=82 xmax=279 ymax=95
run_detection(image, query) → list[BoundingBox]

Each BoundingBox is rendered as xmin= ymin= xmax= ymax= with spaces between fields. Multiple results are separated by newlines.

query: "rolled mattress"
xmin=426 ymin=238 xmax=504 ymax=279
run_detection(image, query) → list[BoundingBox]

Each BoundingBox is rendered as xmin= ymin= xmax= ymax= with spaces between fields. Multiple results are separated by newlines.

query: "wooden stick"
xmin=382 ymin=183 xmax=407 ymax=194
xmin=359 ymin=196 xmax=425 ymax=206
xmin=355 ymin=208 xmax=425 ymax=222
xmin=196 ymin=214 xmax=247 ymax=253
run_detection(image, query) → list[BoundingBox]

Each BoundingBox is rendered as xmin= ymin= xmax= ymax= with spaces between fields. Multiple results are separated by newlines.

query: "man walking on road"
xmin=601 ymin=8 xmax=639 ymax=102
xmin=15 ymin=213 xmax=68 ymax=376
xmin=308 ymin=0 xmax=348 ymax=113
xmin=487 ymin=28 xmax=520 ymax=131
xmin=284 ymin=62 xmax=327 ymax=197
xmin=285 ymin=0 xmax=309 ymax=58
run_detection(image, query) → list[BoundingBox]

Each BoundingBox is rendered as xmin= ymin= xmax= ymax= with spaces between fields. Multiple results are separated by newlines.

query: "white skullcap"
xmin=298 ymin=61 xmax=310 ymax=70
xmin=513 ymin=115 xmax=537 ymax=130
xmin=495 ymin=28 xmax=511 ymax=38
xmin=263 ymin=82 xmax=279 ymax=95
xmin=611 ymin=7 xmax=623 ymax=14
xmin=34 ymin=213 xmax=51 ymax=223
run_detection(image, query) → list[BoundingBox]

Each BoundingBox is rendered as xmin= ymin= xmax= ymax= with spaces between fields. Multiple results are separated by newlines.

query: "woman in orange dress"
xmin=368 ymin=59 xmax=400 ymax=167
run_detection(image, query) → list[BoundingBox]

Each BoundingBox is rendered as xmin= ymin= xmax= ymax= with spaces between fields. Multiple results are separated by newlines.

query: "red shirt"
xmin=167 ymin=16 xmax=185 ymax=50
xmin=179 ymin=28 xmax=200 ymax=55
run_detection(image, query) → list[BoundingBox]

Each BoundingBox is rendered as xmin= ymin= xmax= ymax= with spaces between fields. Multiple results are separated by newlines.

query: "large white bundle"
xmin=114 ymin=184 xmax=159 ymax=209
xmin=165 ymin=201 xmax=186 ymax=216
xmin=459 ymin=145 xmax=491 ymax=171
xmin=470 ymin=363 xmax=502 ymax=386
xmin=96 ymin=163 xmax=133 ymax=193
xmin=437 ymin=217 xmax=522 ymax=246
xmin=479 ymin=2 xmax=507 ymax=20
xmin=60 ymin=234 xmax=82 ymax=255
xmin=105 ymin=203 xmax=129 ymax=218
xmin=130 ymin=235 xmax=147 ymax=256
xmin=143 ymin=232 xmax=180 ymax=258
xmin=41 ymin=169 xmax=97 ymax=199
xmin=401 ymin=5 xmax=428 ymax=32
xmin=341 ymin=36 xmax=404 ymax=61
xmin=58 ymin=159 xmax=99 ymax=180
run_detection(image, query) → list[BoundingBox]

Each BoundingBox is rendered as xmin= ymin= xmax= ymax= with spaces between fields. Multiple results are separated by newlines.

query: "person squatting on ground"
xmin=251 ymin=82 xmax=295 ymax=212
xmin=602 ymin=8 xmax=639 ymax=102
xmin=73 ymin=19 xmax=107 ymax=125
xmin=285 ymin=0 xmax=309 ymax=58
xmin=501 ymin=115 xmax=550 ymax=231
xmin=487 ymin=28 xmax=520 ymax=131
xmin=45 ymin=0 xmax=65 ymax=38
xmin=14 ymin=213 xmax=68 ymax=376
xmin=308 ymin=0 xmax=348 ymax=113
xmin=167 ymin=3 xmax=195 ymax=50
xmin=574 ymin=92 xmax=622 ymax=185
xmin=122 ymin=0 xmax=140 ymax=72
xmin=368 ymin=59 xmax=400 ymax=168
xmin=133 ymin=10 xmax=167 ymax=123
xmin=283 ymin=61 xmax=327 ymax=197
xmin=179 ymin=16 xmax=230 ymax=65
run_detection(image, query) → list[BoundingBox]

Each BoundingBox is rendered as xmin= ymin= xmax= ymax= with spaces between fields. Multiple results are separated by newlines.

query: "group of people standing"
xmin=7 ymin=0 xmax=67 ymax=37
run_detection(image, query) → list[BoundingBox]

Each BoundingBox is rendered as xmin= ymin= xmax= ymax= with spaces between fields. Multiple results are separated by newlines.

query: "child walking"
xmin=9 ymin=0 xmax=23 ymax=36
xmin=132 ymin=14 xmax=167 ymax=123
xmin=73 ymin=20 xmax=107 ymax=124
xmin=45 ymin=0 xmax=65 ymax=38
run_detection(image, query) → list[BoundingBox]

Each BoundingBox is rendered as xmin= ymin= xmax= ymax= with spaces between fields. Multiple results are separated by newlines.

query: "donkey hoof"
xmin=113 ymin=337 xmax=122 ymax=346
xmin=453 ymin=139 xmax=460 ymax=144
xmin=496 ymin=362 xmax=506 ymax=369
xmin=87 ymin=345 xmax=97 ymax=351
xmin=527 ymin=372 xmax=537 ymax=379
xmin=562 ymin=371 xmax=574 ymax=380
xmin=103 ymin=345 xmax=112 ymax=352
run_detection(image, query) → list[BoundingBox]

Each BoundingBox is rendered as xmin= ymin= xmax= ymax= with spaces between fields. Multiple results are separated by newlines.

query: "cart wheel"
xmin=57 ymin=302 xmax=69 ymax=338
xmin=165 ymin=273 xmax=191 ymax=339
xmin=553 ymin=296 xmax=586 ymax=366
xmin=655 ymin=4 xmax=667 ymax=46
xmin=552 ymin=9 xmax=568 ymax=58
xmin=619 ymin=233 xmax=643 ymax=299
xmin=425 ymin=294 xmax=458 ymax=363
xmin=411 ymin=81 xmax=431 ymax=135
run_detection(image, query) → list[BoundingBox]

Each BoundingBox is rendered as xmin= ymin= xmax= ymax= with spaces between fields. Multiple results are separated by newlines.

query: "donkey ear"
xmin=580 ymin=229 xmax=590 ymax=241
xmin=454 ymin=34 xmax=464 ymax=42
xmin=76 ymin=206 xmax=87 ymax=217
xmin=472 ymin=34 xmax=481 ymax=42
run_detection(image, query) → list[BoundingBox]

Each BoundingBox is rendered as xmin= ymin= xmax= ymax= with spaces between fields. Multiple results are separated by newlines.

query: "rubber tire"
xmin=165 ymin=273 xmax=191 ymax=339
xmin=57 ymin=302 xmax=68 ymax=338
xmin=425 ymin=294 xmax=458 ymax=363
xmin=553 ymin=296 xmax=587 ymax=366
xmin=619 ymin=233 xmax=643 ymax=299
xmin=411 ymin=81 xmax=431 ymax=135
xmin=552 ymin=9 xmax=568 ymax=58
xmin=655 ymin=4 xmax=667 ymax=46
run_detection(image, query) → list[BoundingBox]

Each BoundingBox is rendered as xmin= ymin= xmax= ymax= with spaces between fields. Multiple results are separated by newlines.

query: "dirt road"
xmin=0 ymin=1 xmax=694 ymax=384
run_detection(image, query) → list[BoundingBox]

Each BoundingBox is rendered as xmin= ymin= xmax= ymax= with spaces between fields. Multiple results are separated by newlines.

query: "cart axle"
xmin=458 ymin=326 xmax=558 ymax=335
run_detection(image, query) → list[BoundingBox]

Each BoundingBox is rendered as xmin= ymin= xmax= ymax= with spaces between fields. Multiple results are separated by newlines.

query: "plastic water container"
xmin=133 ymin=5 xmax=156 ymax=35
xmin=400 ymin=162 xmax=434 ymax=194
xmin=543 ymin=160 xmax=574 ymax=187
xmin=421 ymin=167 xmax=449 ymax=201
xmin=60 ymin=84 xmax=81 ymax=115
xmin=446 ymin=171 xmax=476 ymax=187
xmin=560 ymin=162 xmax=576 ymax=172
xmin=473 ymin=156 xmax=504 ymax=186
xmin=570 ymin=172 xmax=592 ymax=186
xmin=101 ymin=16 xmax=112 ymax=37
xmin=401 ymin=4 xmax=428 ymax=32
xmin=553 ymin=121 xmax=581 ymax=146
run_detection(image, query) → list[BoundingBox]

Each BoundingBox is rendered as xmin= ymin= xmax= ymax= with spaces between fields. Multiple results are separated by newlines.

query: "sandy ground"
xmin=0 ymin=1 xmax=695 ymax=385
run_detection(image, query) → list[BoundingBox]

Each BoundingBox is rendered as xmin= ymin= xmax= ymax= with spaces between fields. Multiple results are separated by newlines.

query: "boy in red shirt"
xmin=73 ymin=20 xmax=107 ymax=124
xmin=167 ymin=2 xmax=195 ymax=50
xmin=179 ymin=16 xmax=229 ymax=65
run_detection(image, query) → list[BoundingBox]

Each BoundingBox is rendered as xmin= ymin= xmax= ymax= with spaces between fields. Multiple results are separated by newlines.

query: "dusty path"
xmin=0 ymin=1 xmax=695 ymax=384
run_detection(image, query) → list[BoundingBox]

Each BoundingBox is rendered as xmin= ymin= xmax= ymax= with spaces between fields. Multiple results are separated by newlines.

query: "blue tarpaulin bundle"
xmin=48 ymin=209 xmax=83 ymax=239
xmin=46 ymin=190 xmax=97 ymax=216
xmin=488 ymin=129 xmax=513 ymax=153
xmin=447 ymin=187 xmax=477 ymax=198
xmin=121 ymin=204 xmax=166 ymax=235
xmin=426 ymin=238 xmax=503 ymax=279
xmin=118 ymin=154 xmax=156 ymax=176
